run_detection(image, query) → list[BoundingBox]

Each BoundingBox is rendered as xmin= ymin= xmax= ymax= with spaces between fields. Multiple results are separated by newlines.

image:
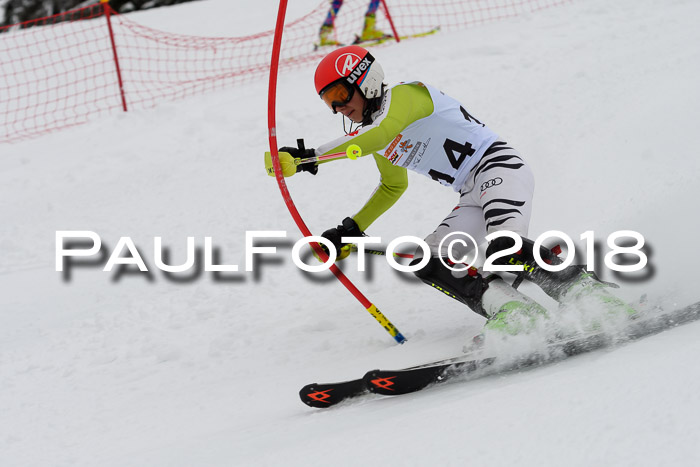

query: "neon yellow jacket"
xmin=316 ymin=83 xmax=434 ymax=231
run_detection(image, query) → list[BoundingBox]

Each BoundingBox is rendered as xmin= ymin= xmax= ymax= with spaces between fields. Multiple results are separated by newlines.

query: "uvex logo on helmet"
xmin=314 ymin=45 xmax=384 ymax=99
xmin=334 ymin=53 xmax=374 ymax=85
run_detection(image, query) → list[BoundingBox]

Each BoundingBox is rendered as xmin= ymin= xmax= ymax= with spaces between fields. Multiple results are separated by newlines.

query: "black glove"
xmin=318 ymin=217 xmax=365 ymax=258
xmin=279 ymin=138 xmax=318 ymax=175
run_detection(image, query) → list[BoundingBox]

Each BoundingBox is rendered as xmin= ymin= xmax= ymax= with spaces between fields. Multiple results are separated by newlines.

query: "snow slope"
xmin=1 ymin=0 xmax=700 ymax=465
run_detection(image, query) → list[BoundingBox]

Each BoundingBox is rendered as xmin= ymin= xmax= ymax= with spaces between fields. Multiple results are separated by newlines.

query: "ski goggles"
xmin=319 ymin=80 xmax=355 ymax=114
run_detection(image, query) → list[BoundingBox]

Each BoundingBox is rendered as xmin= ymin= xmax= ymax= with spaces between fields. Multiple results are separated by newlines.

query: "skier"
xmin=318 ymin=0 xmax=389 ymax=47
xmin=271 ymin=45 xmax=634 ymax=337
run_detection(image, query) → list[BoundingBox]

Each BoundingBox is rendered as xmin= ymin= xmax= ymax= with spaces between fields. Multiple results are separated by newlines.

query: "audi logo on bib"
xmin=480 ymin=177 xmax=503 ymax=191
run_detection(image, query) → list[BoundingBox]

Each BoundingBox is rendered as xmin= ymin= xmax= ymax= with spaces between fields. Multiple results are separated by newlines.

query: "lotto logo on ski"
xmin=305 ymin=389 xmax=334 ymax=404
xmin=369 ymin=376 xmax=397 ymax=391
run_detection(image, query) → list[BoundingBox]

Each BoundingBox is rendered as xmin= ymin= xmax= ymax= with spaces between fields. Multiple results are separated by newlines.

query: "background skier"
xmin=318 ymin=0 xmax=389 ymax=46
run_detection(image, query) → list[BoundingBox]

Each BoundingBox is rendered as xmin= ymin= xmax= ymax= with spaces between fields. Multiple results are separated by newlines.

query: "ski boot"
xmin=412 ymin=256 xmax=548 ymax=340
xmin=359 ymin=14 xmax=389 ymax=42
xmin=486 ymin=236 xmax=637 ymax=329
xmin=557 ymin=270 xmax=637 ymax=328
xmin=481 ymin=277 xmax=549 ymax=336
xmin=318 ymin=25 xmax=340 ymax=47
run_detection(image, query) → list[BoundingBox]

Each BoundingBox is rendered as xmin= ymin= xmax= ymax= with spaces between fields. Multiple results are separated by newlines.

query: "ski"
xmin=352 ymin=27 xmax=440 ymax=46
xmin=299 ymin=301 xmax=700 ymax=407
xmin=363 ymin=331 xmax=610 ymax=397
xmin=365 ymin=301 xmax=700 ymax=397
xmin=298 ymin=352 xmax=484 ymax=408
xmin=364 ymin=356 xmax=496 ymax=395
xmin=313 ymin=41 xmax=344 ymax=52
xmin=299 ymin=379 xmax=368 ymax=408
xmin=313 ymin=27 xmax=441 ymax=51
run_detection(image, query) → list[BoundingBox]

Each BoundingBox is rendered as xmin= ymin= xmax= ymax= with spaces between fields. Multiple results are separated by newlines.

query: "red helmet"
xmin=314 ymin=45 xmax=385 ymax=100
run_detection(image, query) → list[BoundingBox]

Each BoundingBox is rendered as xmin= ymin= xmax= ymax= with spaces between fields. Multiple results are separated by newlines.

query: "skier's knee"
xmin=486 ymin=234 xmax=586 ymax=299
xmin=411 ymin=255 xmax=435 ymax=281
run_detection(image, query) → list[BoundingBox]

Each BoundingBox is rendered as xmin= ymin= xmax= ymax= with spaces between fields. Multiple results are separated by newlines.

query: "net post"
xmin=101 ymin=0 xmax=128 ymax=112
xmin=379 ymin=0 xmax=401 ymax=43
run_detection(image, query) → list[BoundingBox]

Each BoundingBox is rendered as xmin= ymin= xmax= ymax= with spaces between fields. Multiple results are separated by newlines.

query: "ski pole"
xmin=348 ymin=244 xmax=415 ymax=259
xmin=296 ymin=144 xmax=362 ymax=165
xmin=265 ymin=144 xmax=362 ymax=177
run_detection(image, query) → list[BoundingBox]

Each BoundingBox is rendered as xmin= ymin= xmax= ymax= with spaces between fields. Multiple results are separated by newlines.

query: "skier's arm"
xmin=352 ymin=154 xmax=408 ymax=231
xmin=316 ymin=83 xmax=433 ymax=160
xmin=318 ymin=84 xmax=433 ymax=231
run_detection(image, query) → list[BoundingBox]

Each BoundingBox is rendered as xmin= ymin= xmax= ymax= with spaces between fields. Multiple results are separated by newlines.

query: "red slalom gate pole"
xmin=101 ymin=0 xmax=127 ymax=112
xmin=266 ymin=0 xmax=405 ymax=344
xmin=380 ymin=0 xmax=401 ymax=43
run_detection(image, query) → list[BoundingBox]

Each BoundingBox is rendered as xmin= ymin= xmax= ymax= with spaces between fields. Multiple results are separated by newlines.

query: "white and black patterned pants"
xmin=424 ymin=141 xmax=535 ymax=258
